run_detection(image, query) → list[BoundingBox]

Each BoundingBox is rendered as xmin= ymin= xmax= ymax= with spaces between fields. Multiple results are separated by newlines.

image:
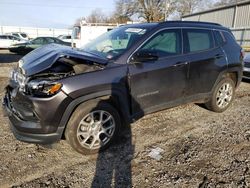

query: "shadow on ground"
xmin=91 ymin=129 xmax=134 ymax=187
xmin=0 ymin=50 xmax=22 ymax=63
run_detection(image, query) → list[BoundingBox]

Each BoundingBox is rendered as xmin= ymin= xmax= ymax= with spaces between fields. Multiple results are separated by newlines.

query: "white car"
xmin=9 ymin=32 xmax=29 ymax=41
xmin=0 ymin=35 xmax=26 ymax=49
xmin=57 ymin=35 xmax=71 ymax=43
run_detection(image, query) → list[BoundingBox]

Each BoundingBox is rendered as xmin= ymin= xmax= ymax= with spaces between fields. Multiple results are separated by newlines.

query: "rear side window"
xmin=223 ymin=31 xmax=239 ymax=47
xmin=214 ymin=30 xmax=225 ymax=46
xmin=13 ymin=33 xmax=19 ymax=38
xmin=21 ymin=33 xmax=27 ymax=38
xmin=46 ymin=38 xmax=56 ymax=43
xmin=32 ymin=38 xmax=46 ymax=44
xmin=184 ymin=29 xmax=213 ymax=53
xmin=0 ymin=36 xmax=7 ymax=39
xmin=141 ymin=29 xmax=181 ymax=57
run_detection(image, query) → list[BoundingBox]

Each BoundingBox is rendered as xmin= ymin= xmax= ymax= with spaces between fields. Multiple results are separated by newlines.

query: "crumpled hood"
xmin=20 ymin=43 xmax=108 ymax=76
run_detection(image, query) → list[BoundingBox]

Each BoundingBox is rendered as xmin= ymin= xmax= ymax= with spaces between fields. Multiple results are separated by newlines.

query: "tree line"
xmin=75 ymin=0 xmax=245 ymax=25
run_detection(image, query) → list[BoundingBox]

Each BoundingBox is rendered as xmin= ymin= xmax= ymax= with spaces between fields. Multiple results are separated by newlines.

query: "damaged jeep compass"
xmin=3 ymin=21 xmax=243 ymax=154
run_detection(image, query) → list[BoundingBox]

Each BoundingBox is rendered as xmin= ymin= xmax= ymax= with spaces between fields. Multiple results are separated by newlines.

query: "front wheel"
xmin=65 ymin=101 xmax=121 ymax=154
xmin=205 ymin=77 xmax=235 ymax=113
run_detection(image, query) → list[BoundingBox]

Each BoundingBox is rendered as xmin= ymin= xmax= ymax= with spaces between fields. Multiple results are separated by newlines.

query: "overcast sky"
xmin=0 ymin=0 xmax=115 ymax=28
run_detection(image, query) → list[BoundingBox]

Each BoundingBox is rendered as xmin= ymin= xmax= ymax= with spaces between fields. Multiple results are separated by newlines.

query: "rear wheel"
xmin=205 ymin=77 xmax=235 ymax=113
xmin=65 ymin=100 xmax=121 ymax=154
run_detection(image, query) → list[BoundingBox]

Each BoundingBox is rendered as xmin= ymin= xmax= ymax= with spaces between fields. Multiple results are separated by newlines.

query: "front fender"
xmin=58 ymin=89 xmax=131 ymax=131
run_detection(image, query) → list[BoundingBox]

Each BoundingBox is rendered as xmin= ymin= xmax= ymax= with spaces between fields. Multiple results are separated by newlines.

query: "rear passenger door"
xmin=183 ymin=28 xmax=227 ymax=97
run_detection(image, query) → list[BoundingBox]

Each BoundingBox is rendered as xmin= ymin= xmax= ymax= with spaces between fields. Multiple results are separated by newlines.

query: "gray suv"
xmin=3 ymin=21 xmax=243 ymax=154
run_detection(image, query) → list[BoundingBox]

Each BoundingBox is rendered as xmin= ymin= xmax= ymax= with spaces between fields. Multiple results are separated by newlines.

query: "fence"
xmin=182 ymin=1 xmax=250 ymax=51
xmin=231 ymin=28 xmax=250 ymax=48
xmin=0 ymin=25 xmax=72 ymax=39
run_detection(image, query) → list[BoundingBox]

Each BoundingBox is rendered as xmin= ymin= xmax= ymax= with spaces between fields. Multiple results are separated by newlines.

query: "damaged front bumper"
xmin=2 ymin=86 xmax=71 ymax=144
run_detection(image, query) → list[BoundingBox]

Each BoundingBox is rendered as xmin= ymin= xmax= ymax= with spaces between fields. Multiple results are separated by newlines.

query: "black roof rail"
xmin=160 ymin=21 xmax=222 ymax=26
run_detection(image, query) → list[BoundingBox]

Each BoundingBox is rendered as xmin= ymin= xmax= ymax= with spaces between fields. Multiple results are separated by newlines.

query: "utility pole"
xmin=165 ymin=0 xmax=170 ymax=21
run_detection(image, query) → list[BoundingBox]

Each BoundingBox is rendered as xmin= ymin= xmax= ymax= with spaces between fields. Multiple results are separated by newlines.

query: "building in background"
xmin=182 ymin=0 xmax=250 ymax=50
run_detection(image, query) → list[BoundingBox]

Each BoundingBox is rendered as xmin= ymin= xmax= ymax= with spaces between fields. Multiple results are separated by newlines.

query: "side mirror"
xmin=131 ymin=50 xmax=158 ymax=63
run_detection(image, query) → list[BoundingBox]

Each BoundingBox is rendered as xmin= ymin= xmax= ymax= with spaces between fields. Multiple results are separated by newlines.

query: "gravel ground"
xmin=0 ymin=51 xmax=250 ymax=188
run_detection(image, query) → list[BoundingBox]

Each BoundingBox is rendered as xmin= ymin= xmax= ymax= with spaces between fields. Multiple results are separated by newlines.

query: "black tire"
xmin=65 ymin=100 xmax=121 ymax=155
xmin=205 ymin=77 xmax=235 ymax=113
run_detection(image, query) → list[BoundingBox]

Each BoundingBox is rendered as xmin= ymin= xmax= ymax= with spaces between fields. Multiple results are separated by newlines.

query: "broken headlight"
xmin=10 ymin=69 xmax=26 ymax=91
xmin=27 ymin=80 xmax=62 ymax=97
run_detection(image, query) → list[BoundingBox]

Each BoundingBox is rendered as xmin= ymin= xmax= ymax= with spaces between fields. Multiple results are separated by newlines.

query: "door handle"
xmin=173 ymin=61 xmax=189 ymax=67
xmin=215 ymin=54 xmax=224 ymax=59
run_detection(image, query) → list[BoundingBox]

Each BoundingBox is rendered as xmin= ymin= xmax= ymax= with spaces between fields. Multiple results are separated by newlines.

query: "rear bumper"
xmin=2 ymin=87 xmax=70 ymax=144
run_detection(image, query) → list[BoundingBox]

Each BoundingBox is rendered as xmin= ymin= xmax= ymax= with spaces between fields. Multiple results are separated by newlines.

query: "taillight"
xmin=240 ymin=49 xmax=245 ymax=60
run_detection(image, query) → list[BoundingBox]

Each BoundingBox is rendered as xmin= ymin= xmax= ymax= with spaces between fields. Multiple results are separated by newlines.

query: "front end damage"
xmin=2 ymin=44 xmax=108 ymax=144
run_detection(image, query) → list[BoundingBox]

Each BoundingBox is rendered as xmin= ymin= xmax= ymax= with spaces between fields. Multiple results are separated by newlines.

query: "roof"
xmin=124 ymin=21 xmax=227 ymax=31
xmin=160 ymin=21 xmax=221 ymax=26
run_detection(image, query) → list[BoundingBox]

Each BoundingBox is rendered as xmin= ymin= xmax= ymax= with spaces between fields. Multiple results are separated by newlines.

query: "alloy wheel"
xmin=76 ymin=110 xmax=115 ymax=150
xmin=216 ymin=82 xmax=233 ymax=109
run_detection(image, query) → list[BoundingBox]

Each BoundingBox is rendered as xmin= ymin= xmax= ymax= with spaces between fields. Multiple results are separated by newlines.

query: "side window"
xmin=8 ymin=36 xmax=14 ymax=40
xmin=141 ymin=29 xmax=181 ymax=57
xmin=32 ymin=38 xmax=44 ymax=44
xmin=223 ymin=31 xmax=239 ymax=47
xmin=214 ymin=30 xmax=225 ymax=46
xmin=46 ymin=38 xmax=55 ymax=43
xmin=21 ymin=33 xmax=27 ymax=38
xmin=13 ymin=34 xmax=19 ymax=38
xmin=184 ymin=29 xmax=213 ymax=53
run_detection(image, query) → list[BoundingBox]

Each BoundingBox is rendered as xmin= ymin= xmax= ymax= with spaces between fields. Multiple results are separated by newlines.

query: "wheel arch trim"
xmin=58 ymin=90 xmax=131 ymax=137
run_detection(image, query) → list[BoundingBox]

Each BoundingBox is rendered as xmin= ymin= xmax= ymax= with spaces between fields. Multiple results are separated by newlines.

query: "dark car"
xmin=9 ymin=36 xmax=71 ymax=54
xmin=243 ymin=54 xmax=250 ymax=79
xmin=2 ymin=21 xmax=243 ymax=154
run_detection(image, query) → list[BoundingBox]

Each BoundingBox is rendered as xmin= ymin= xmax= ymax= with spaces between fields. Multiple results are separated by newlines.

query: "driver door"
xmin=128 ymin=29 xmax=189 ymax=115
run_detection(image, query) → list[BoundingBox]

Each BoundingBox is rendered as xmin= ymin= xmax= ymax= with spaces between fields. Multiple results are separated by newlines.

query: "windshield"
xmin=82 ymin=26 xmax=149 ymax=59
